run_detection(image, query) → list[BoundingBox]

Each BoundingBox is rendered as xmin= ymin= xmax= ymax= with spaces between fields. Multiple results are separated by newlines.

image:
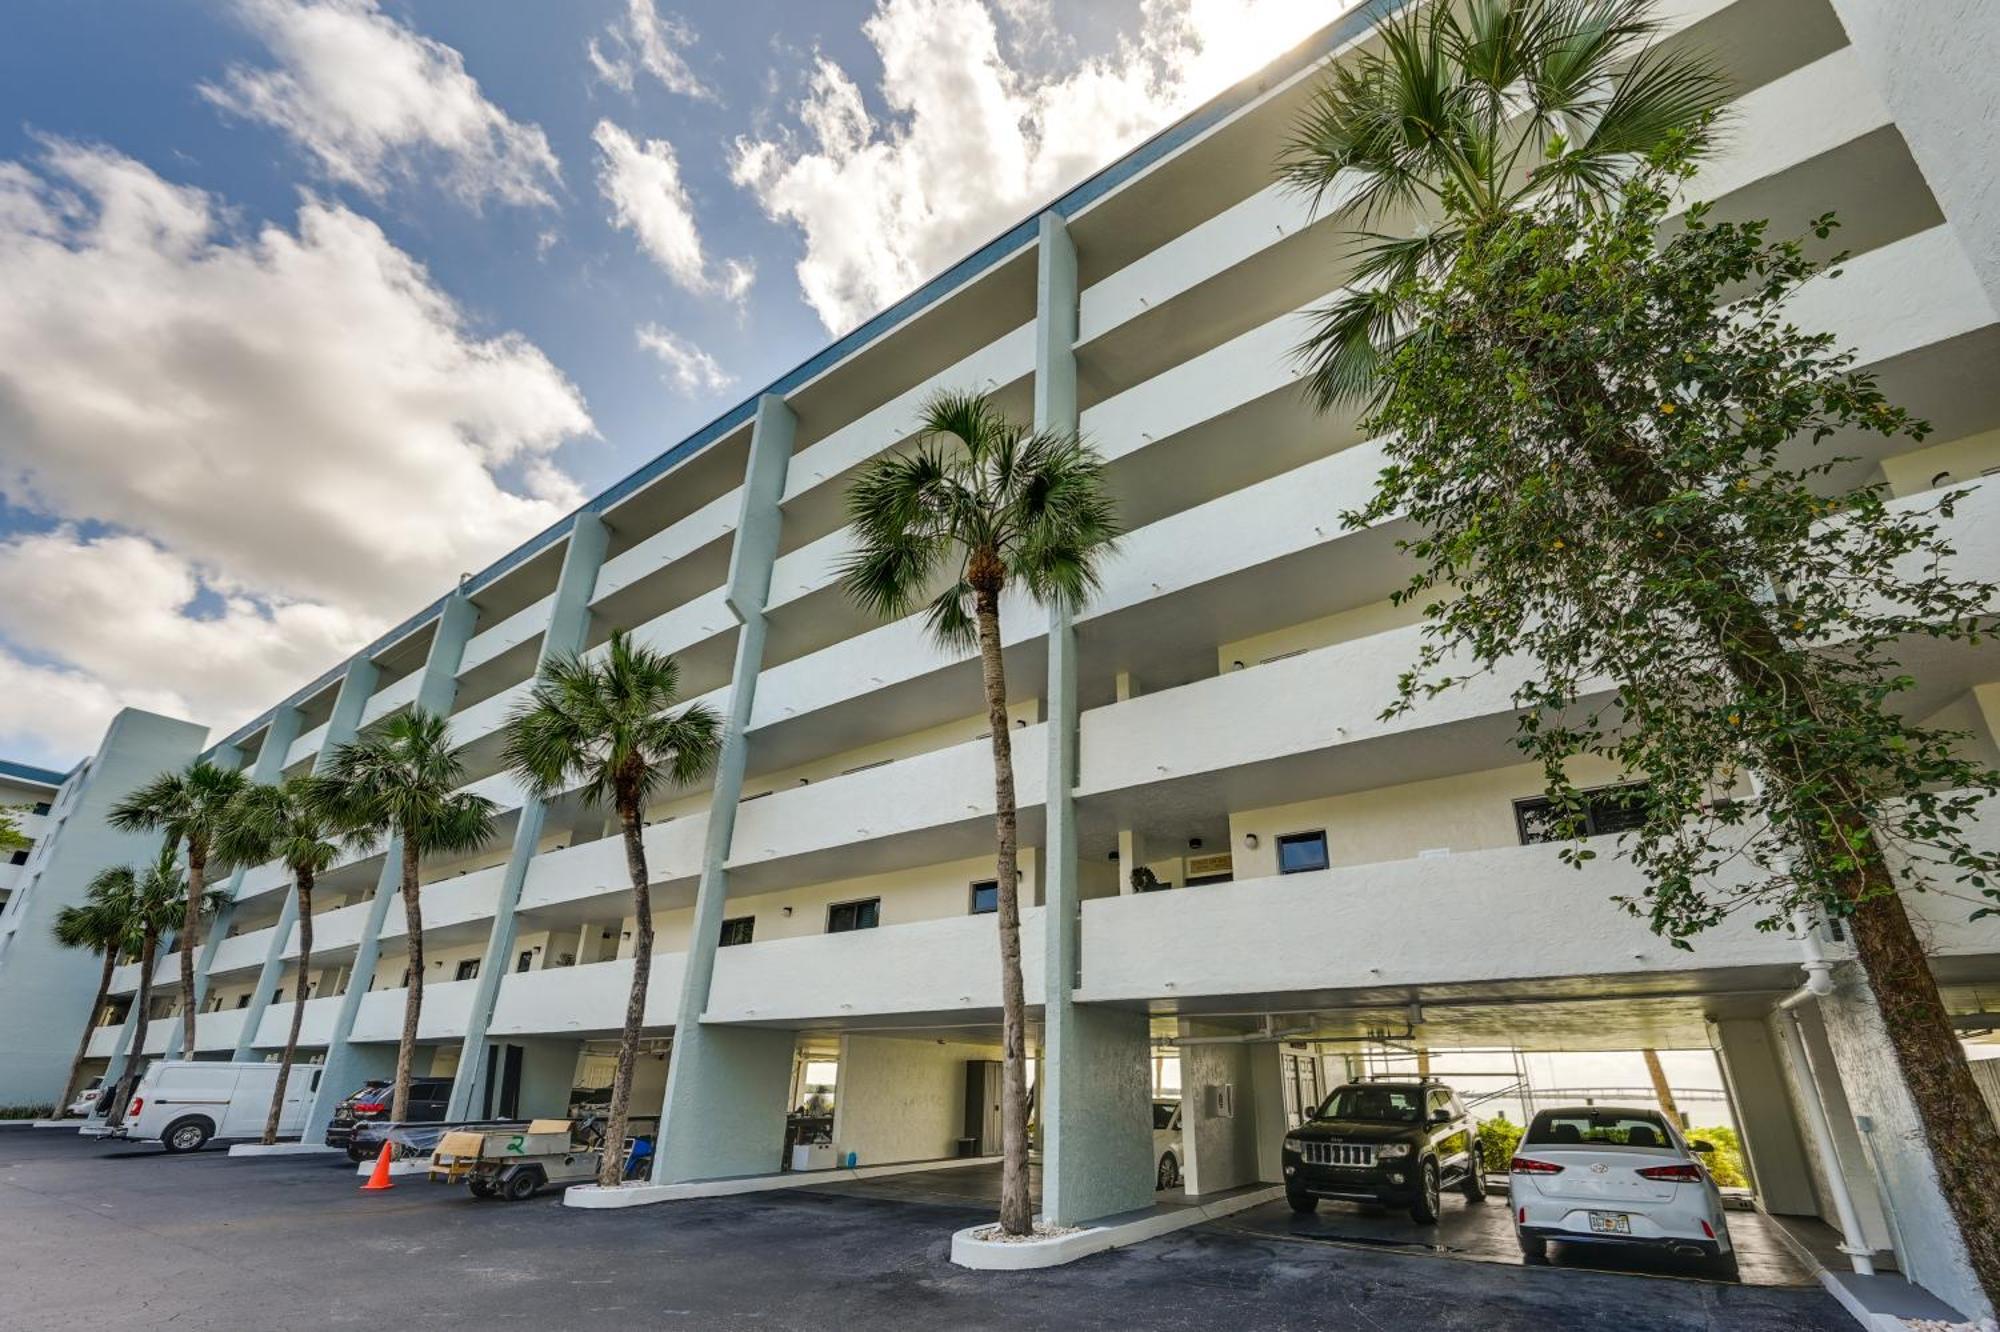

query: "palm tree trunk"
xmin=599 ymin=795 xmax=652 ymax=1188
xmin=1642 ymin=1049 xmax=1681 ymax=1130
xmin=263 ymin=870 xmax=314 ymax=1146
xmin=60 ymin=951 xmax=117 ymax=1112
xmin=973 ymin=585 xmax=1032 ymax=1236
xmin=180 ymin=841 xmax=204 ymax=1056
xmin=392 ymin=837 xmax=424 ymax=1124
xmin=107 ymin=933 xmax=159 ymax=1130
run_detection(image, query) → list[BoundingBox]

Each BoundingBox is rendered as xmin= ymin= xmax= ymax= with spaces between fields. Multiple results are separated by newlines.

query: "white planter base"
xmin=950 ymin=1185 xmax=1283 ymax=1271
xmin=352 ymin=1157 xmax=430 ymax=1178
xmin=229 ymin=1142 xmax=345 ymax=1157
xmin=564 ymin=1154 xmax=1003 ymax=1210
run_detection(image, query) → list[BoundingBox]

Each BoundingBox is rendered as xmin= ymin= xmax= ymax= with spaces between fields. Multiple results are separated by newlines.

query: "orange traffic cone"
xmin=361 ymin=1141 xmax=396 ymax=1191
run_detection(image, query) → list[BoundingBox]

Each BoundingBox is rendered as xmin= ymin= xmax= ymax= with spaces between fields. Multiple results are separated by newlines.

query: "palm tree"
xmin=107 ymin=759 xmax=248 ymax=1055
xmin=839 ymin=388 xmax=1119 ymax=1236
xmin=1279 ymin=0 xmax=1728 ymax=407
xmin=52 ymin=873 xmax=141 ymax=1111
xmin=503 ymin=631 xmax=721 ymax=1187
xmin=217 ymin=777 xmax=341 ymax=1145
xmin=315 ymin=709 xmax=495 ymax=1123
xmin=102 ymin=846 xmax=220 ymax=1128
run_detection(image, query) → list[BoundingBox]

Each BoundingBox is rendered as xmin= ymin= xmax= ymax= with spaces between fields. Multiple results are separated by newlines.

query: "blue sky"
xmin=0 ymin=0 xmax=1340 ymax=767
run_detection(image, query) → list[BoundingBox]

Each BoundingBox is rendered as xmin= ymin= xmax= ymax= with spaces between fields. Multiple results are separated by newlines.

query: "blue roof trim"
xmin=0 ymin=758 xmax=67 ymax=788
xmin=214 ymin=1 xmax=1391 ymax=757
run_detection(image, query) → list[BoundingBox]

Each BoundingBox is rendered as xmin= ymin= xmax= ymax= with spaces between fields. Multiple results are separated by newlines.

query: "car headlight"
xmin=1283 ymin=1136 xmax=1304 ymax=1154
xmin=1375 ymin=1143 xmax=1412 ymax=1160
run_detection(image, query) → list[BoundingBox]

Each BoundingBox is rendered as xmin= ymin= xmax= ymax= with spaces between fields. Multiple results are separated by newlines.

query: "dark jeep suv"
xmin=1282 ymin=1079 xmax=1487 ymax=1223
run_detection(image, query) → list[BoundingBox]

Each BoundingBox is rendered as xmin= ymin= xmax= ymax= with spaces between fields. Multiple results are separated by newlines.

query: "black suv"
xmin=1282 ymin=1079 xmax=1487 ymax=1223
xmin=325 ymin=1077 xmax=455 ymax=1159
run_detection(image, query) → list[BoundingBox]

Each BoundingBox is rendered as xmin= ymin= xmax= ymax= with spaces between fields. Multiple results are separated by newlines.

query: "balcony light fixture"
xmin=1243 ymin=833 xmax=1260 ymax=850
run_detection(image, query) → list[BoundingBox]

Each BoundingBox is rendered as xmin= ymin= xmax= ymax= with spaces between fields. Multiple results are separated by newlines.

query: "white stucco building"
xmin=0 ymin=759 xmax=64 ymax=914
xmin=4 ymin=0 xmax=1999 ymax=1317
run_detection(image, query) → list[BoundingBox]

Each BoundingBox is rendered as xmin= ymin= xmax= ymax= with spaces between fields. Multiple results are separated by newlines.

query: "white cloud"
xmin=594 ymin=119 xmax=753 ymax=300
xmin=201 ymin=0 xmax=562 ymax=209
xmin=589 ymin=0 xmax=716 ymax=101
xmin=0 ymin=141 xmax=593 ymax=762
xmin=636 ymin=323 xmax=734 ymax=396
xmin=733 ymin=0 xmax=1341 ymax=331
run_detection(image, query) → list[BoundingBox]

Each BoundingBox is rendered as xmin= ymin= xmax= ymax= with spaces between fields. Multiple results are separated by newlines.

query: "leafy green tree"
xmin=1339 ymin=153 xmax=2000 ymax=1300
xmin=217 ymin=777 xmax=341 ymax=1145
xmin=840 ymin=389 xmax=1119 ymax=1235
xmin=107 ymin=760 xmax=247 ymax=1055
xmin=100 ymin=847 xmax=224 ymax=1128
xmin=0 ymin=806 xmax=28 ymax=856
xmin=1688 ymin=1125 xmax=1748 ymax=1189
xmin=1285 ymin=0 xmax=2000 ymax=1299
xmin=503 ymin=631 xmax=721 ymax=1186
xmin=315 ymin=709 xmax=496 ymax=1123
xmin=52 ymin=875 xmax=139 ymax=1110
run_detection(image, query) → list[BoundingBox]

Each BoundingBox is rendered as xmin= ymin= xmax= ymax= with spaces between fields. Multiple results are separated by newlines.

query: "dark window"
xmin=1514 ymin=782 xmax=1651 ymax=845
xmin=969 ymin=880 xmax=998 ymax=914
xmin=515 ymin=950 xmax=534 ymax=973
xmin=7 ymin=849 xmax=26 ymax=866
xmin=30 ymin=802 xmax=50 ymax=816
xmin=719 ymin=916 xmax=755 ymax=946
xmin=454 ymin=959 xmax=480 ymax=981
xmin=235 ymin=994 xmax=250 ymax=1009
xmin=1276 ymin=831 xmax=1330 ymax=875
xmin=826 ymin=898 xmax=880 ymax=933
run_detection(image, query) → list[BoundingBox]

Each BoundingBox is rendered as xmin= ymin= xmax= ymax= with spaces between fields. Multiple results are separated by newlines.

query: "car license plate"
xmin=1588 ymin=1212 xmax=1631 ymax=1234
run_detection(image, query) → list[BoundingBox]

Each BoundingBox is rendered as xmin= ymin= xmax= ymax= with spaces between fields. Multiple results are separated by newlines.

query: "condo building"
xmin=2 ymin=0 xmax=1998 ymax=1316
xmin=0 ymin=759 xmax=63 ymax=914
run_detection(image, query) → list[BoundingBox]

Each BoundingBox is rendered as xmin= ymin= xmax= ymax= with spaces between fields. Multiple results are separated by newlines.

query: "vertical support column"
xmin=225 ymin=705 xmax=309 ymax=1060
xmin=162 ymin=741 xmax=245 ymax=1058
xmin=1710 ymin=1017 xmax=1820 ymax=1215
xmin=446 ymin=514 xmax=608 ymax=1120
xmin=652 ymin=393 xmax=800 ymax=1184
xmin=304 ymin=596 xmax=478 ymax=1135
xmin=1036 ymin=210 xmax=1156 ymax=1225
xmin=1827 ymin=0 xmax=2000 ymax=308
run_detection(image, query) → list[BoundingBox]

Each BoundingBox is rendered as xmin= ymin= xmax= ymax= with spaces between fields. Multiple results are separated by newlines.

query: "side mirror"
xmin=1690 ymin=1140 xmax=1715 ymax=1154
xmin=1431 ymin=1109 xmax=1452 ymax=1125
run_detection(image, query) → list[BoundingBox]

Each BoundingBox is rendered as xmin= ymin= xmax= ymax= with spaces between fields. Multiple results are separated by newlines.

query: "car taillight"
xmin=1699 ymin=1219 xmax=1715 ymax=1238
xmin=1510 ymin=1156 xmax=1563 ymax=1175
xmin=1636 ymin=1163 xmax=1704 ymax=1183
xmin=355 ymin=1101 xmax=387 ymax=1114
xmin=127 ymin=1098 xmax=143 ymax=1117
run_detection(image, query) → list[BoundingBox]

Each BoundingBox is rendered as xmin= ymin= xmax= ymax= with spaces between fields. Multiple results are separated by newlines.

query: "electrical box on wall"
xmin=1204 ymin=1082 xmax=1235 ymax=1118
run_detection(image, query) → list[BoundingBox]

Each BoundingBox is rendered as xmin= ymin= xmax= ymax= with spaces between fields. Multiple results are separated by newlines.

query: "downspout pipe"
xmin=1776 ymin=908 xmax=1876 ymax=1276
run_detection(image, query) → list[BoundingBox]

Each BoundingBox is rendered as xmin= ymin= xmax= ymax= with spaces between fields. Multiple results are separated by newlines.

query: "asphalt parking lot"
xmin=0 ymin=1128 xmax=1847 ymax=1330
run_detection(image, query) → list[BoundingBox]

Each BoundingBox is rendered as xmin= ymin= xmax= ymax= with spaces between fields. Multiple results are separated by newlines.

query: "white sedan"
xmin=1152 ymin=1099 xmax=1183 ymax=1190
xmin=1509 ymin=1105 xmax=1737 ymax=1280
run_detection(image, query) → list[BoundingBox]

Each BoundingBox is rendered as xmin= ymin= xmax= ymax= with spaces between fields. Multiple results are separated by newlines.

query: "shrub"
xmin=1687 ymin=1125 xmax=1749 ymax=1188
xmin=1479 ymin=1116 xmax=1524 ymax=1172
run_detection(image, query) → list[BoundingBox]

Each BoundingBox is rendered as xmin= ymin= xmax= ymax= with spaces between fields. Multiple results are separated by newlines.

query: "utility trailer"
xmin=428 ymin=1119 xmax=604 ymax=1200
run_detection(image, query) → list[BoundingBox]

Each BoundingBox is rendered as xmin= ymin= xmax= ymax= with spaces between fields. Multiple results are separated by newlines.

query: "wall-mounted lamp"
xmin=1107 ymin=849 xmax=1120 ymax=861
xmin=1230 ymin=660 xmax=1246 ymax=671
xmin=781 ymin=906 xmax=793 ymax=917
xmin=1243 ymin=833 xmax=1260 ymax=850
xmin=1187 ymin=837 xmax=1203 ymax=850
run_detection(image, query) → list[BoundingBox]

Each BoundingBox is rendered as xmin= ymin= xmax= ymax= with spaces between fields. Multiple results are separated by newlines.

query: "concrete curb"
xmin=230 ymin=1142 xmax=345 ymax=1158
xmin=950 ymin=1186 xmax=1285 ymax=1271
xmin=563 ymin=1154 xmax=1005 ymax=1210
xmin=29 ymin=1119 xmax=83 ymax=1129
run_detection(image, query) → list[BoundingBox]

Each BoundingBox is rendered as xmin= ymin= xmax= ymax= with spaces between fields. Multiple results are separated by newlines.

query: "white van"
xmin=113 ymin=1061 xmax=323 ymax=1153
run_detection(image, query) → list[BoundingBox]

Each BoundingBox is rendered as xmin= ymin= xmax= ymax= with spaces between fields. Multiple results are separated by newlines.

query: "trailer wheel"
xmin=162 ymin=1117 xmax=213 ymax=1154
xmin=503 ymin=1167 xmax=544 ymax=1201
xmin=468 ymin=1179 xmax=496 ymax=1200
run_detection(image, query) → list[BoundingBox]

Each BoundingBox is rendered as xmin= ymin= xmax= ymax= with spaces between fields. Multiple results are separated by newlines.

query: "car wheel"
xmin=503 ymin=1169 xmax=543 ymax=1201
xmin=1156 ymin=1152 xmax=1180 ymax=1190
xmin=1518 ymin=1233 xmax=1548 ymax=1264
xmin=1409 ymin=1159 xmax=1441 ymax=1224
xmin=1462 ymin=1151 xmax=1489 ymax=1201
xmin=1286 ymin=1189 xmax=1317 ymax=1215
xmin=346 ymin=1144 xmax=368 ymax=1164
xmin=162 ymin=1117 xmax=212 ymax=1154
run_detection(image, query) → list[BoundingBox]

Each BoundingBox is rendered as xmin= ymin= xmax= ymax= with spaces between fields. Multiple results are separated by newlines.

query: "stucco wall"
xmin=833 ymin=1034 xmax=1000 ymax=1166
xmin=1179 ymin=1026 xmax=1265 ymax=1195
